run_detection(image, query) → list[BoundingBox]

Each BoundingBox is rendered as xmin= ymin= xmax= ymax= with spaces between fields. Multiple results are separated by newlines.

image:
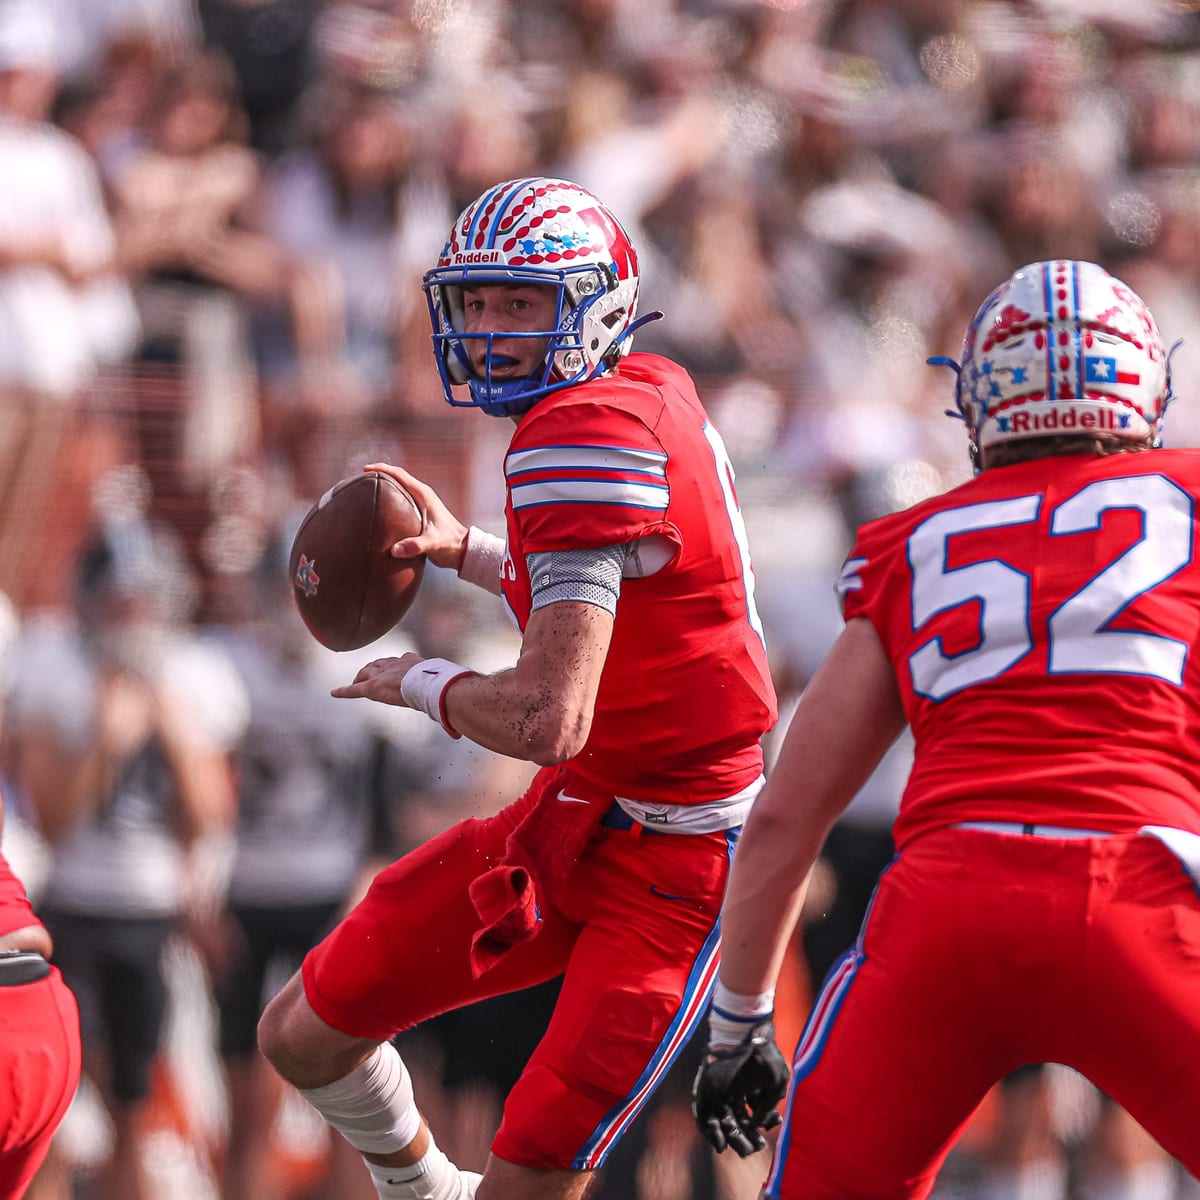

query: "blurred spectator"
xmin=35 ymin=0 xmax=197 ymax=88
xmin=252 ymin=83 xmax=450 ymax=445
xmin=0 ymin=0 xmax=141 ymax=608
xmin=51 ymin=33 xmax=175 ymax=188
xmin=197 ymin=0 xmax=321 ymax=159
xmin=0 ymin=2 xmax=138 ymax=397
xmin=1118 ymin=176 xmax=1200 ymax=449
xmin=549 ymin=63 xmax=726 ymax=335
xmin=973 ymin=1063 xmax=1182 ymax=1200
xmin=7 ymin=499 xmax=247 ymax=1200
xmin=109 ymin=49 xmax=282 ymax=492
xmin=0 ymin=588 xmax=50 ymax=898
xmin=201 ymin=530 xmax=401 ymax=1200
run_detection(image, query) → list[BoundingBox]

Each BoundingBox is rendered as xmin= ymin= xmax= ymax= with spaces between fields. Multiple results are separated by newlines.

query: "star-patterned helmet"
xmin=423 ymin=177 xmax=642 ymax=418
xmin=949 ymin=260 xmax=1170 ymax=461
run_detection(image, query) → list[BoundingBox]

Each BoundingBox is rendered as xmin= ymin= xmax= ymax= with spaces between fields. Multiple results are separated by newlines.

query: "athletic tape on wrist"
xmin=400 ymin=657 xmax=478 ymax=739
xmin=712 ymin=979 xmax=775 ymax=1020
xmin=457 ymin=526 xmax=505 ymax=594
xmin=708 ymin=980 xmax=775 ymax=1051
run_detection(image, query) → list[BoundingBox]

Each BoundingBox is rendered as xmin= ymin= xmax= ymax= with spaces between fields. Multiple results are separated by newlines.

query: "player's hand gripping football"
xmin=362 ymin=461 xmax=468 ymax=570
xmin=692 ymin=1015 xmax=789 ymax=1158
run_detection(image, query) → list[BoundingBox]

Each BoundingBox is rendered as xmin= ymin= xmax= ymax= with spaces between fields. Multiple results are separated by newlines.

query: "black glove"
xmin=692 ymin=1017 xmax=790 ymax=1157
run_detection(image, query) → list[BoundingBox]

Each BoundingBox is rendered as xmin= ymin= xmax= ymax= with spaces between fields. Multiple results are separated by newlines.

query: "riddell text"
xmin=1009 ymin=408 xmax=1124 ymax=433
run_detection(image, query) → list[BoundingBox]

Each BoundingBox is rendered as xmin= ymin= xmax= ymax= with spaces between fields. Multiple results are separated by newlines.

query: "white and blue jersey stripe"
xmin=505 ymin=443 xmax=670 ymax=514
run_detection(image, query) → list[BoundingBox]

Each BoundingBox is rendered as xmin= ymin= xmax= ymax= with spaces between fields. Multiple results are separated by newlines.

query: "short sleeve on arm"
xmin=837 ymin=548 xmax=871 ymax=622
xmin=505 ymin=403 xmax=676 ymax=553
xmin=836 ymin=515 xmax=896 ymax=629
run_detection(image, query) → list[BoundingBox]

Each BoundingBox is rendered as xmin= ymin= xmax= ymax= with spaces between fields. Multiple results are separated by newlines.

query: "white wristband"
xmin=708 ymin=979 xmax=775 ymax=1050
xmin=458 ymin=526 xmax=505 ymax=595
xmin=712 ymin=979 xmax=776 ymax=1020
xmin=400 ymin=657 xmax=477 ymax=739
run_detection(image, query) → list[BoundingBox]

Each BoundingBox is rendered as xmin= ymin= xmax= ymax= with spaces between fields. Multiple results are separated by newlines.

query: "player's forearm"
xmin=336 ymin=603 xmax=609 ymax=760
xmin=443 ymin=600 xmax=610 ymax=761
xmin=718 ymin=618 xmax=906 ymax=994
xmin=441 ymin=666 xmax=592 ymax=764
xmin=717 ymin=802 xmax=833 ymax=996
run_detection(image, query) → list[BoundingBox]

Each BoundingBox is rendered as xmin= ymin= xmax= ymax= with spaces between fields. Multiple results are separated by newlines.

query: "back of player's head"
xmin=933 ymin=260 xmax=1174 ymax=470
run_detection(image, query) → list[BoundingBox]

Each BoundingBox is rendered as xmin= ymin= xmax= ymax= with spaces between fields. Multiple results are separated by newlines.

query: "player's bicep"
xmin=505 ymin=599 xmax=614 ymax=763
xmin=525 ymin=536 xmax=673 ymax=620
xmin=518 ymin=600 xmax=614 ymax=700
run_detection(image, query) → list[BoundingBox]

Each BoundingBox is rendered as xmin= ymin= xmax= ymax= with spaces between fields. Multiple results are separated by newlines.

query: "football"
xmin=289 ymin=471 xmax=426 ymax=651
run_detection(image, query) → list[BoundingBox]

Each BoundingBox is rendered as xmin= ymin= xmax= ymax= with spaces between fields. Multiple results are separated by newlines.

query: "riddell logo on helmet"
xmin=1003 ymin=407 xmax=1132 ymax=434
xmin=452 ymin=251 xmax=502 ymax=264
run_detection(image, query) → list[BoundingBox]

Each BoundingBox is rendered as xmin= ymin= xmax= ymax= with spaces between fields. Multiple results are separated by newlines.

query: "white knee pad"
xmin=297 ymin=1043 xmax=422 ymax=1156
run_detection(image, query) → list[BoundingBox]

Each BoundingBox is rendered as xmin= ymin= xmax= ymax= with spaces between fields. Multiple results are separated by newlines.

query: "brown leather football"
xmin=289 ymin=471 xmax=426 ymax=651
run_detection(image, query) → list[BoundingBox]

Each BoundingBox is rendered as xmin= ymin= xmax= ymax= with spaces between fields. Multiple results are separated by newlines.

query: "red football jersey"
xmin=840 ymin=449 xmax=1200 ymax=847
xmin=500 ymin=352 xmax=777 ymax=804
xmin=0 ymin=849 xmax=41 ymax=938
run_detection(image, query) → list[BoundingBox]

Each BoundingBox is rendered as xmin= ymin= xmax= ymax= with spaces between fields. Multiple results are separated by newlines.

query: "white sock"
xmin=297 ymin=1043 xmax=422 ymax=1156
xmin=367 ymin=1141 xmax=482 ymax=1200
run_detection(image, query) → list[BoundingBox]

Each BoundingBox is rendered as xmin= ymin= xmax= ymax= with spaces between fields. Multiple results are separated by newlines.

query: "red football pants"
xmin=768 ymin=826 xmax=1200 ymax=1199
xmin=0 ymin=965 xmax=81 ymax=1198
xmin=302 ymin=767 xmax=737 ymax=1170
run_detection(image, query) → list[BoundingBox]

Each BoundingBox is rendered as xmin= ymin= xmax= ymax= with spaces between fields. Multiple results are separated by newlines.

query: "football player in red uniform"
xmin=258 ymin=178 xmax=778 ymax=1200
xmin=0 ymin=802 xmax=81 ymax=1199
xmin=692 ymin=259 xmax=1200 ymax=1197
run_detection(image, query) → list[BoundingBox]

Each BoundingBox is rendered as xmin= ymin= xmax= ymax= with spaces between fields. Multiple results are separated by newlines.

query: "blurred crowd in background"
xmin=0 ymin=0 xmax=1199 ymax=1198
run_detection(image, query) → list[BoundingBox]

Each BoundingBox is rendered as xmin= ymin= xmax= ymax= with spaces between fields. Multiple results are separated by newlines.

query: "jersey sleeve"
xmin=505 ymin=399 xmax=674 ymax=553
xmin=836 ymin=514 xmax=900 ymax=630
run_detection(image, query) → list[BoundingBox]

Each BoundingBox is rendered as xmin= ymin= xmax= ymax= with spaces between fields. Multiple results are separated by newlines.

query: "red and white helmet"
xmin=423 ymin=177 xmax=643 ymax=418
xmin=948 ymin=260 xmax=1171 ymax=459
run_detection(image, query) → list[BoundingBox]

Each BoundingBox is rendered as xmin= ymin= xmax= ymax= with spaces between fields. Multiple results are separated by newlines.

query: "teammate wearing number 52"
xmin=258 ymin=177 xmax=778 ymax=1200
xmin=693 ymin=260 xmax=1200 ymax=1197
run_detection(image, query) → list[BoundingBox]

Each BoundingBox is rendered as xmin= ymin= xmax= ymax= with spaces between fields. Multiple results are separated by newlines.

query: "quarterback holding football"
xmin=258 ymin=178 xmax=778 ymax=1200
